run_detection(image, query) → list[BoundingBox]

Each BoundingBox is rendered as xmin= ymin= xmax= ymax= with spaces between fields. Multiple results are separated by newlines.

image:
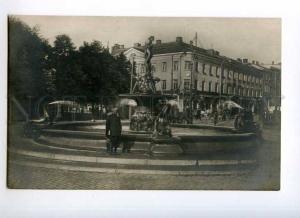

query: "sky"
xmin=16 ymin=16 xmax=281 ymax=64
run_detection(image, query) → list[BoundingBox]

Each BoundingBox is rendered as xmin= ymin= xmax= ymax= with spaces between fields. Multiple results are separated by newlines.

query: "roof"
xmin=111 ymin=41 xmax=276 ymax=76
xmin=112 ymin=41 xmax=208 ymax=56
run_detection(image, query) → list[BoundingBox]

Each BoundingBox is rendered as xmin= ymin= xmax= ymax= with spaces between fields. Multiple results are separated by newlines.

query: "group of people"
xmin=106 ymin=106 xmax=173 ymax=154
xmin=129 ymin=112 xmax=154 ymax=132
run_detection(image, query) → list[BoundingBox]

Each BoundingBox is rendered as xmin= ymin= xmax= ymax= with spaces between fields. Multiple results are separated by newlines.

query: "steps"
xmin=8 ymin=136 xmax=258 ymax=175
xmin=36 ymin=135 xmax=151 ymax=153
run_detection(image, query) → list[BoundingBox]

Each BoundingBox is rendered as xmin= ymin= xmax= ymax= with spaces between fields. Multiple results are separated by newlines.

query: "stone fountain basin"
xmin=42 ymin=121 xmax=260 ymax=154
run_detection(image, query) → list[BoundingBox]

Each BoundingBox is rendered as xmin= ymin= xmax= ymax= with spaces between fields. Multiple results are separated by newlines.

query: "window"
xmin=202 ymin=81 xmax=205 ymax=91
xmin=173 ymin=61 xmax=179 ymax=71
xmin=162 ymin=62 xmax=167 ymax=72
xmin=151 ymin=64 xmax=156 ymax=73
xmin=234 ymin=71 xmax=238 ymax=80
xmin=216 ymin=66 xmax=219 ymax=77
xmin=185 ymin=61 xmax=192 ymax=70
xmin=162 ymin=80 xmax=166 ymax=90
xmin=197 ymin=62 xmax=202 ymax=72
xmin=173 ymin=79 xmax=178 ymax=90
xmin=202 ymin=63 xmax=206 ymax=74
xmin=209 ymin=65 xmax=213 ymax=76
xmin=243 ymin=74 xmax=247 ymax=82
xmin=215 ymin=83 xmax=219 ymax=93
xmin=208 ymin=81 xmax=212 ymax=92
xmin=221 ymin=84 xmax=226 ymax=94
xmin=184 ymin=79 xmax=190 ymax=89
xmin=211 ymin=66 xmax=216 ymax=77
xmin=141 ymin=64 xmax=145 ymax=73
xmin=194 ymin=80 xmax=198 ymax=90
xmin=222 ymin=68 xmax=227 ymax=78
xmin=256 ymin=78 xmax=259 ymax=84
xmin=194 ymin=62 xmax=198 ymax=72
xmin=239 ymin=73 xmax=243 ymax=81
xmin=233 ymin=86 xmax=236 ymax=94
xmin=227 ymin=85 xmax=231 ymax=94
xmin=228 ymin=70 xmax=233 ymax=79
xmin=248 ymin=75 xmax=251 ymax=83
xmin=224 ymin=84 xmax=227 ymax=94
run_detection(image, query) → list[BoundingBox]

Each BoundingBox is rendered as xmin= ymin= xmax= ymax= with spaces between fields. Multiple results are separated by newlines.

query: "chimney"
xmin=112 ymin=44 xmax=120 ymax=53
xmin=252 ymin=60 xmax=255 ymax=64
xmin=237 ymin=58 xmax=242 ymax=62
xmin=207 ymin=49 xmax=214 ymax=55
xmin=242 ymin=58 xmax=248 ymax=64
xmin=120 ymin=45 xmax=124 ymax=49
xmin=156 ymin=40 xmax=162 ymax=45
xmin=176 ymin=36 xmax=183 ymax=43
xmin=190 ymin=40 xmax=193 ymax=45
xmin=272 ymin=61 xmax=275 ymax=65
xmin=255 ymin=61 xmax=259 ymax=65
xmin=133 ymin=43 xmax=141 ymax=47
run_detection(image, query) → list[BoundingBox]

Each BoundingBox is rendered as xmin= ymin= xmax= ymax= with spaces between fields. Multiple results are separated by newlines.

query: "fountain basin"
xmin=41 ymin=121 xmax=260 ymax=155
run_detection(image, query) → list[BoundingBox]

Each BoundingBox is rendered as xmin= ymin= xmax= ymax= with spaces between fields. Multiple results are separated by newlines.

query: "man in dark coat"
xmin=105 ymin=108 xmax=122 ymax=154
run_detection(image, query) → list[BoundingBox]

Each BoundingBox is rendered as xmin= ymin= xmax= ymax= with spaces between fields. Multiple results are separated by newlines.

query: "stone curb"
xmin=10 ymin=148 xmax=256 ymax=167
xmin=36 ymin=136 xmax=150 ymax=152
xmin=42 ymin=128 xmax=257 ymax=141
xmin=10 ymin=159 xmax=252 ymax=176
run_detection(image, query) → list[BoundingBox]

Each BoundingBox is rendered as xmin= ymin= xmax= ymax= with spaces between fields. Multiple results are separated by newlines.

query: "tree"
xmin=8 ymin=17 xmax=50 ymax=117
xmin=8 ymin=17 xmax=132 ymax=119
xmin=77 ymin=41 xmax=131 ymax=115
xmin=50 ymin=34 xmax=83 ymax=96
xmin=114 ymin=52 xmax=131 ymax=94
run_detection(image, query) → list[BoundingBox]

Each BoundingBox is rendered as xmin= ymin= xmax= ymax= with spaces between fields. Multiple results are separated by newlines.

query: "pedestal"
xmin=150 ymin=136 xmax=183 ymax=157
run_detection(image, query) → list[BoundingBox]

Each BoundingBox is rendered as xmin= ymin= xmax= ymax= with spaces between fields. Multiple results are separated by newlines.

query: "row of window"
xmin=140 ymin=62 xmax=263 ymax=85
xmin=160 ymin=79 xmax=262 ymax=97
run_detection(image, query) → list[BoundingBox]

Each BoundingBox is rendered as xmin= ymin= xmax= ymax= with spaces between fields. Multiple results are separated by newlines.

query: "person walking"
xmin=105 ymin=107 xmax=122 ymax=154
xmin=213 ymin=110 xmax=218 ymax=126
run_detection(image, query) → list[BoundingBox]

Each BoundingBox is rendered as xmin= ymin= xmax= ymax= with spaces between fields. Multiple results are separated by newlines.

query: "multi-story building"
xmin=112 ymin=36 xmax=280 ymax=113
xmin=260 ymin=62 xmax=281 ymax=110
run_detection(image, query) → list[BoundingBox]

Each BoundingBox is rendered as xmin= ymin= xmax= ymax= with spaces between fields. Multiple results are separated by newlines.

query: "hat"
xmin=112 ymin=107 xmax=118 ymax=112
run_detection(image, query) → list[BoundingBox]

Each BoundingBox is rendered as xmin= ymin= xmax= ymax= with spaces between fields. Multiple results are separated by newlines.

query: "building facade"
xmin=112 ymin=36 xmax=280 ymax=113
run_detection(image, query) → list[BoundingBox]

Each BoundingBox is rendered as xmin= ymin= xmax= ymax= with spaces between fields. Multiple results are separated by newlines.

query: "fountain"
xmin=119 ymin=36 xmax=183 ymax=156
xmin=22 ymin=36 xmax=261 ymax=159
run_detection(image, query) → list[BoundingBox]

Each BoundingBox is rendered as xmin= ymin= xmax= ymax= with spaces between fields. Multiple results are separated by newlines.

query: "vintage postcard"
xmin=7 ymin=16 xmax=281 ymax=190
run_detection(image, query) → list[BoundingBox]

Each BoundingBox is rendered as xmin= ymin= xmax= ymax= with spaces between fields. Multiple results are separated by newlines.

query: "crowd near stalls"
xmin=35 ymin=96 xmax=279 ymax=132
xmin=43 ymin=100 xmax=109 ymax=123
xmin=129 ymin=107 xmax=154 ymax=131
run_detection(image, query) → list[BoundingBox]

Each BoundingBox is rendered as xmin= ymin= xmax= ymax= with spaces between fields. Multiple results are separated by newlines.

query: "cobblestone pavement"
xmin=7 ymin=125 xmax=280 ymax=190
xmin=6 ymin=164 xmax=271 ymax=190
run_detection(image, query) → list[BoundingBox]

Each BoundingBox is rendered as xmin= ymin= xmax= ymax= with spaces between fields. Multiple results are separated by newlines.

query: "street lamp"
xmin=129 ymin=53 xmax=136 ymax=120
xmin=189 ymin=53 xmax=197 ymax=124
xmin=219 ymin=59 xmax=231 ymax=108
xmin=130 ymin=53 xmax=136 ymax=94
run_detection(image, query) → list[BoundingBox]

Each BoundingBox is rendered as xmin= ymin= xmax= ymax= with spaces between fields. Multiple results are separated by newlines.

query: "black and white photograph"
xmin=3 ymin=0 xmax=300 ymax=217
xmin=7 ymin=16 xmax=281 ymax=190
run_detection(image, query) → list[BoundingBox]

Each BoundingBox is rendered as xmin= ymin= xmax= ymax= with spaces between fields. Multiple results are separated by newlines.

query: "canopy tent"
xmin=119 ymin=98 xmax=138 ymax=107
xmin=223 ymin=100 xmax=243 ymax=109
xmin=49 ymin=100 xmax=79 ymax=107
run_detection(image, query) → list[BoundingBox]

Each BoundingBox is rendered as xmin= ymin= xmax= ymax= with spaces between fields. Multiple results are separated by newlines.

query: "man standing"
xmin=105 ymin=107 xmax=122 ymax=154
